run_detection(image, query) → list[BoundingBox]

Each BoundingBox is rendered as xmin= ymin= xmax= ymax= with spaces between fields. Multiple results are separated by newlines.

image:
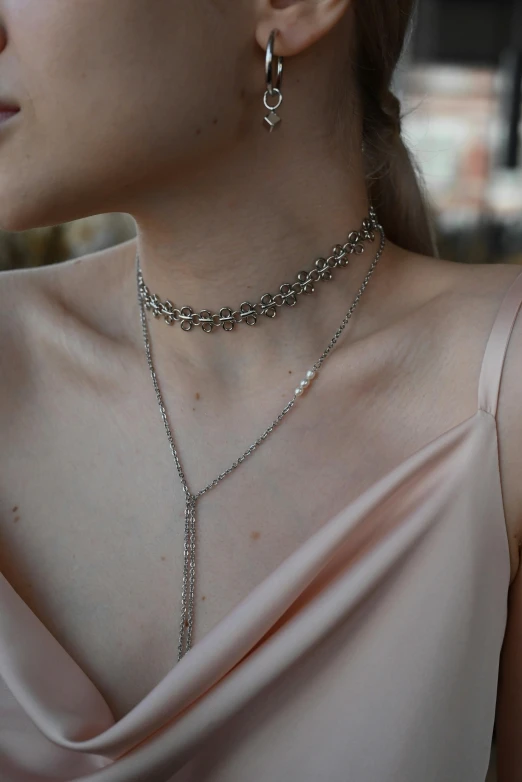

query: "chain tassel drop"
xmin=178 ymin=493 xmax=197 ymax=660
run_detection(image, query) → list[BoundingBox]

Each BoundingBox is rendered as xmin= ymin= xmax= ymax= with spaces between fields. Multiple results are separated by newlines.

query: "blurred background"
xmin=1 ymin=3 xmax=520 ymax=777
xmin=398 ymin=0 xmax=522 ymax=271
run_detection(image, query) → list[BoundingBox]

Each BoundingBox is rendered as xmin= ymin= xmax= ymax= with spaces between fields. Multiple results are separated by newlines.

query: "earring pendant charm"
xmin=265 ymin=111 xmax=281 ymax=131
xmin=264 ymin=89 xmax=283 ymax=131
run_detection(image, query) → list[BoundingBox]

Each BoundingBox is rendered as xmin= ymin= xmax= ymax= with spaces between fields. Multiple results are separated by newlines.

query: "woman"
xmin=0 ymin=1 xmax=521 ymax=780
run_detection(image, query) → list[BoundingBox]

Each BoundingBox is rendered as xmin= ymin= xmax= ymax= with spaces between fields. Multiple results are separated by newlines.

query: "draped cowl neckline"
xmin=1 ymin=267 xmax=522 ymax=782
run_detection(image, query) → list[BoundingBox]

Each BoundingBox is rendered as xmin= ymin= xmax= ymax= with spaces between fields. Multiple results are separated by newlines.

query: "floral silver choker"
xmin=137 ymin=207 xmax=379 ymax=333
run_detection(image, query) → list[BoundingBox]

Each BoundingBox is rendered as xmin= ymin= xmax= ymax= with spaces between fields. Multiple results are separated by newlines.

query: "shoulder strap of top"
xmin=478 ymin=267 xmax=522 ymax=416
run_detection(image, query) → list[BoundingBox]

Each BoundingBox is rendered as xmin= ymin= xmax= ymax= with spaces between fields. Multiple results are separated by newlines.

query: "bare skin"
xmin=0 ymin=1 xmax=521 ymax=775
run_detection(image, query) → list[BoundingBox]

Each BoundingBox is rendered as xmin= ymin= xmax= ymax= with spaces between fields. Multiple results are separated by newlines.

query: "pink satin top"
xmin=2 ymin=268 xmax=522 ymax=782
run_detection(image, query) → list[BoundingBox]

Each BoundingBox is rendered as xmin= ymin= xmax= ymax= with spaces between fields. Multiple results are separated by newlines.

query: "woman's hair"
xmin=353 ymin=0 xmax=438 ymax=257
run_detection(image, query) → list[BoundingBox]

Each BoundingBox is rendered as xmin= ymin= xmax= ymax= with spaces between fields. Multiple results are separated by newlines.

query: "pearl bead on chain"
xmin=294 ymin=369 xmax=317 ymax=397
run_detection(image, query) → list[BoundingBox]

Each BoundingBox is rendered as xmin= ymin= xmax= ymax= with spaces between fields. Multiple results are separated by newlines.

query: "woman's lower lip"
xmin=0 ymin=109 xmax=20 ymax=123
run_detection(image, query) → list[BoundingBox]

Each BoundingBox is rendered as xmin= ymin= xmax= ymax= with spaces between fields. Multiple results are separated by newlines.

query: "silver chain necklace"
xmin=139 ymin=209 xmax=379 ymax=332
xmin=136 ymin=212 xmax=386 ymax=661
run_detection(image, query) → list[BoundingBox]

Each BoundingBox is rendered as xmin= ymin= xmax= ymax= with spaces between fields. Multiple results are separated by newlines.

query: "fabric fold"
xmin=1 ymin=409 xmax=511 ymax=781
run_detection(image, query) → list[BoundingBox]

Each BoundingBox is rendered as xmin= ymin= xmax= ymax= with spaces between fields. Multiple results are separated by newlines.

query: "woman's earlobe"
xmin=255 ymin=0 xmax=351 ymax=58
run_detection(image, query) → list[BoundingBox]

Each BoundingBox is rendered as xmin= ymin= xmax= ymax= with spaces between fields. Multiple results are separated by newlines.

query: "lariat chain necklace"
xmin=136 ymin=208 xmax=386 ymax=661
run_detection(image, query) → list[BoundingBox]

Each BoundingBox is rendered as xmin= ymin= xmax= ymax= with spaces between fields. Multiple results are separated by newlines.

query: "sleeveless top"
xmin=1 ymin=268 xmax=522 ymax=782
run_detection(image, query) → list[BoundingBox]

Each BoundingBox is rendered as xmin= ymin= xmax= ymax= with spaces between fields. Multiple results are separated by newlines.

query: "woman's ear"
xmin=254 ymin=0 xmax=351 ymax=57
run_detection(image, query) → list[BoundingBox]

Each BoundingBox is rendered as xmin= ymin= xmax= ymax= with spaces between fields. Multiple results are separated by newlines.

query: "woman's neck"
xmin=119 ymin=131 xmax=386 ymax=391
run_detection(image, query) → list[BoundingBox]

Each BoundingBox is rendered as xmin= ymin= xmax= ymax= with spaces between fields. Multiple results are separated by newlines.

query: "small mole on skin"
xmin=13 ymin=516 xmax=20 ymax=523
xmin=12 ymin=506 xmax=18 ymax=513
xmin=161 ymin=556 xmax=166 ymax=561
xmin=288 ymin=370 xmax=292 ymax=374
xmin=213 ymin=117 xmax=218 ymax=125
xmin=193 ymin=407 xmax=196 ymax=411
xmin=195 ymin=392 xmax=200 ymax=400
xmin=202 ymin=595 xmax=206 ymax=601
xmin=196 ymin=127 xmax=202 ymax=136
xmin=250 ymin=530 xmax=261 ymax=540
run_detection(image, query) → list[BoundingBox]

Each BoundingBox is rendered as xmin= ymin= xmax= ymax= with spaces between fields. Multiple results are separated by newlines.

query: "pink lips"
xmin=0 ymin=104 xmax=19 ymax=122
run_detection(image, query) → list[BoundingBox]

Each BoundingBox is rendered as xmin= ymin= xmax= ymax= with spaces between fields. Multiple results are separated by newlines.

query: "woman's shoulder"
xmin=0 ymin=236 xmax=137 ymax=341
xmin=388 ymin=249 xmax=522 ymax=346
xmin=0 ymin=238 xmax=136 ymax=426
xmin=0 ymin=236 xmax=136 ymax=314
xmin=369 ymin=245 xmax=521 ymax=364
xmin=0 ymin=262 xmax=52 ymax=427
xmin=410 ymin=255 xmax=522 ymax=393
xmin=407 ymin=252 xmax=522 ymax=544
xmin=399 ymin=249 xmax=522 ymax=305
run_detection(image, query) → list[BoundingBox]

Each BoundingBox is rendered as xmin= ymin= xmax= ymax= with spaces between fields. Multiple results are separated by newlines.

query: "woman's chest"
xmin=0 ymin=334 xmax=488 ymax=721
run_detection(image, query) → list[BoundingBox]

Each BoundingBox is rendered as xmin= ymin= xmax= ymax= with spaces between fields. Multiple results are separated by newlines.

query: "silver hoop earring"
xmin=264 ymin=29 xmax=283 ymax=131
